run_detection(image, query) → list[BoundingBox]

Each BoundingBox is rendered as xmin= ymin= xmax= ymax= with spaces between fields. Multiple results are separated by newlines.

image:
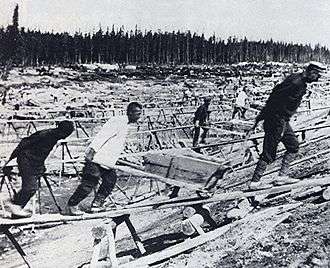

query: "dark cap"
xmin=306 ymin=61 xmax=326 ymax=72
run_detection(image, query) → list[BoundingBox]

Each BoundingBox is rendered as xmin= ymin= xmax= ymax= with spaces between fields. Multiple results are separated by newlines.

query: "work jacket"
xmin=258 ymin=73 xmax=307 ymax=121
xmin=89 ymin=116 xmax=130 ymax=168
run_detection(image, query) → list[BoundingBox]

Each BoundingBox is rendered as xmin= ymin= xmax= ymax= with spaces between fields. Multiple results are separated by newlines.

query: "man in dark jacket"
xmin=192 ymin=96 xmax=212 ymax=147
xmin=6 ymin=120 xmax=74 ymax=218
xmin=248 ymin=62 xmax=326 ymax=189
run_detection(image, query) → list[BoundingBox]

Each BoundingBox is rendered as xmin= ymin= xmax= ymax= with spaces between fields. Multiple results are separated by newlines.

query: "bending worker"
xmin=6 ymin=120 xmax=74 ymax=218
xmin=248 ymin=62 xmax=326 ymax=190
xmin=65 ymin=102 xmax=142 ymax=215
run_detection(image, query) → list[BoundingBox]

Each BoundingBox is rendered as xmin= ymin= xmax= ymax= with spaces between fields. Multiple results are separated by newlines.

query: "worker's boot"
xmin=249 ymin=160 xmax=272 ymax=190
xmin=8 ymin=203 xmax=32 ymax=219
xmin=63 ymin=205 xmax=84 ymax=216
xmin=168 ymin=186 xmax=181 ymax=199
xmin=90 ymin=198 xmax=106 ymax=213
xmin=90 ymin=196 xmax=117 ymax=213
xmin=274 ymin=152 xmax=300 ymax=186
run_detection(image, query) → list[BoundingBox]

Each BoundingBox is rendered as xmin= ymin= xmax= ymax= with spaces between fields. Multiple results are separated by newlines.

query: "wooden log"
xmin=259 ymin=192 xmax=292 ymax=206
xmin=254 ymin=194 xmax=268 ymax=203
xmin=182 ymin=206 xmax=196 ymax=218
xmin=181 ymin=214 xmax=205 ymax=236
xmin=226 ymin=208 xmax=247 ymax=220
xmin=291 ymin=186 xmax=323 ymax=200
xmin=226 ymin=197 xmax=252 ymax=220
xmin=237 ymin=198 xmax=251 ymax=209
xmin=322 ymin=186 xmax=330 ymax=201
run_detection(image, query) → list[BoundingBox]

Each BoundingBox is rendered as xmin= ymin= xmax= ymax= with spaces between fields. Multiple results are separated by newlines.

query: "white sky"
xmin=1 ymin=0 xmax=330 ymax=48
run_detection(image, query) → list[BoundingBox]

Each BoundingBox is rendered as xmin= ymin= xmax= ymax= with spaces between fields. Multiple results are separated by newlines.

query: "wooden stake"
xmin=107 ymin=227 xmax=119 ymax=268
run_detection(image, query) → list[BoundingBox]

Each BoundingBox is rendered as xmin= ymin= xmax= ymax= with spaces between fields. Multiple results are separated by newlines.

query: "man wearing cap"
xmin=5 ymin=120 xmax=75 ymax=218
xmin=248 ymin=62 xmax=326 ymax=189
xmin=192 ymin=96 xmax=212 ymax=148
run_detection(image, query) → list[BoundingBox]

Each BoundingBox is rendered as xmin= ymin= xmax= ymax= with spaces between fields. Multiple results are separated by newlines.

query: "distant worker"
xmin=248 ymin=62 xmax=326 ymax=190
xmin=192 ymin=96 xmax=212 ymax=148
xmin=65 ymin=102 xmax=142 ymax=215
xmin=232 ymin=86 xmax=249 ymax=119
xmin=182 ymin=80 xmax=194 ymax=103
xmin=5 ymin=121 xmax=74 ymax=218
xmin=1 ymin=85 xmax=8 ymax=105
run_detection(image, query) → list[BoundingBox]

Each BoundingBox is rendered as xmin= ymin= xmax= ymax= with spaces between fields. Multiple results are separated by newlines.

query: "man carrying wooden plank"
xmin=248 ymin=62 xmax=326 ymax=190
xmin=65 ymin=102 xmax=142 ymax=215
xmin=5 ymin=120 xmax=74 ymax=218
xmin=192 ymin=96 xmax=212 ymax=148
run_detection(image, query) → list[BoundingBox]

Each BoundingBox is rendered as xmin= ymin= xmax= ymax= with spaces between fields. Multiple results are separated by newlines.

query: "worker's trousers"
xmin=260 ymin=115 xmax=299 ymax=164
xmin=193 ymin=126 xmax=209 ymax=147
xmin=68 ymin=160 xmax=117 ymax=206
xmin=13 ymin=156 xmax=45 ymax=207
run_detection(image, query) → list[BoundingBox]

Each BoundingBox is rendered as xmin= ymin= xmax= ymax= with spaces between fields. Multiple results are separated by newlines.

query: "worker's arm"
xmin=245 ymin=109 xmax=264 ymax=138
xmin=85 ymin=147 xmax=96 ymax=161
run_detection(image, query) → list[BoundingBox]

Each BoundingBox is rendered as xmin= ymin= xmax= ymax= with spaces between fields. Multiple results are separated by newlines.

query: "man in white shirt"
xmin=65 ymin=102 xmax=142 ymax=215
xmin=232 ymin=86 xmax=249 ymax=119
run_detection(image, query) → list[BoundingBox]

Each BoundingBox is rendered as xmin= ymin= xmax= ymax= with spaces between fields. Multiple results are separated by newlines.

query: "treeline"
xmin=1 ymin=5 xmax=330 ymax=66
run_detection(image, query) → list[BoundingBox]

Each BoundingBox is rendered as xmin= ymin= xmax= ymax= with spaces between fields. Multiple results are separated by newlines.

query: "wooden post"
xmin=0 ymin=197 xmax=9 ymax=218
xmin=90 ymin=224 xmax=119 ymax=268
xmin=2 ymin=227 xmax=32 ymax=268
xmin=107 ymin=226 xmax=119 ymax=268
xmin=61 ymin=143 xmax=65 ymax=174
xmin=124 ymin=215 xmax=146 ymax=256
